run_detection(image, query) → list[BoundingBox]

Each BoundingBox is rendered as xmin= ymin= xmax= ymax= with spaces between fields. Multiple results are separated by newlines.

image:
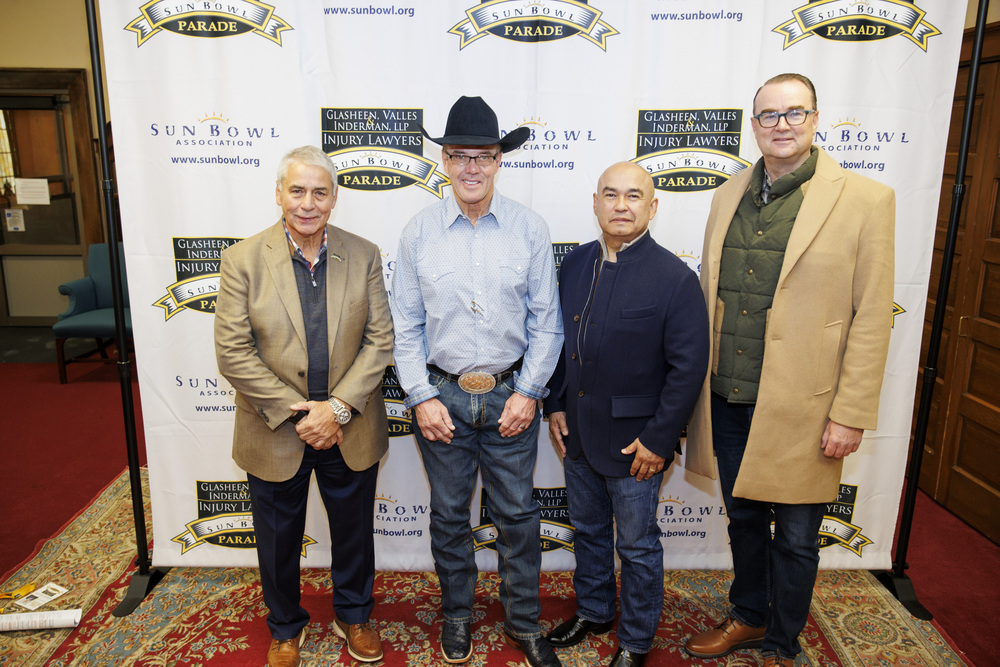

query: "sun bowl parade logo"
xmin=381 ymin=365 xmax=412 ymax=438
xmin=323 ymin=108 xmax=448 ymax=197
xmin=171 ymin=480 xmax=317 ymax=554
xmin=634 ymin=109 xmax=751 ymax=193
xmin=126 ymin=0 xmax=291 ymax=46
xmin=775 ymin=0 xmax=940 ymax=50
xmin=473 ymin=487 xmax=574 ymax=553
xmin=155 ymin=237 xmax=240 ymax=320
xmin=450 ymin=0 xmax=618 ymax=50
xmin=820 ymin=484 xmax=873 ymax=556
xmin=892 ymin=301 xmax=905 ymax=328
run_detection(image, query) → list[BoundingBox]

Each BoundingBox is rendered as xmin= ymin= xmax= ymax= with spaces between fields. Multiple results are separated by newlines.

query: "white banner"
xmin=98 ymin=0 xmax=964 ymax=571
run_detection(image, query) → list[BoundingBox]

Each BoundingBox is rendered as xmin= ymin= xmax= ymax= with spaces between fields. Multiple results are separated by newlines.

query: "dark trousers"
xmin=247 ymin=444 xmax=379 ymax=640
xmin=711 ymin=393 xmax=826 ymax=657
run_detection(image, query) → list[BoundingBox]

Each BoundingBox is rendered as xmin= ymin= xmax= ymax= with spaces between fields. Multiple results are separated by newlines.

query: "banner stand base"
xmin=112 ymin=566 xmax=170 ymax=617
xmin=873 ymin=570 xmax=932 ymax=621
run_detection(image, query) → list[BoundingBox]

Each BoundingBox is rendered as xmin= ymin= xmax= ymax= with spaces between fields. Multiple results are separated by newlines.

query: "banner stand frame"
xmin=874 ymin=0 xmax=991 ymax=621
xmin=84 ymin=0 xmax=170 ymax=617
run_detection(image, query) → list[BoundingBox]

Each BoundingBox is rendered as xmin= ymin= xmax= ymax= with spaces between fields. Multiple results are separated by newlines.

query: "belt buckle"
xmin=457 ymin=371 xmax=496 ymax=394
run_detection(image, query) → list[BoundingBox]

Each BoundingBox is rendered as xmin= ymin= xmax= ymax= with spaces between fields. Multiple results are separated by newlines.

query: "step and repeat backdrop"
xmin=99 ymin=1 xmax=963 ymax=571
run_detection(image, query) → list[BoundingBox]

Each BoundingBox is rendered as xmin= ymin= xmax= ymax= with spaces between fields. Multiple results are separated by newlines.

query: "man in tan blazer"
xmin=683 ymin=74 xmax=895 ymax=667
xmin=215 ymin=146 xmax=393 ymax=667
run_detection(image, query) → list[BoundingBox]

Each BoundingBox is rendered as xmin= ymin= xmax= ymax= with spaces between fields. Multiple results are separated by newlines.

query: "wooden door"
xmin=915 ymin=28 xmax=1000 ymax=544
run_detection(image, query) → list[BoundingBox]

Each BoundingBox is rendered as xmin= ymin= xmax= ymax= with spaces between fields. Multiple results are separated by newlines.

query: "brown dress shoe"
xmin=334 ymin=617 xmax=384 ymax=662
xmin=268 ymin=627 xmax=306 ymax=667
xmin=763 ymin=654 xmax=795 ymax=666
xmin=684 ymin=615 xmax=765 ymax=658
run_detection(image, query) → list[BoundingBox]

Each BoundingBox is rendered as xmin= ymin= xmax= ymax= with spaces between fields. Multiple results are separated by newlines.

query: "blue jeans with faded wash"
xmin=413 ymin=370 xmax=543 ymax=639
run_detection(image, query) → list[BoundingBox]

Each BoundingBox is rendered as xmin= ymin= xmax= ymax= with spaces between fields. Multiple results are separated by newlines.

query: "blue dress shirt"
xmin=391 ymin=192 xmax=563 ymax=409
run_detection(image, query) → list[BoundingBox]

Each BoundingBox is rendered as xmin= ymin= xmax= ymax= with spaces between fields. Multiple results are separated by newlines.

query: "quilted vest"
xmin=711 ymin=149 xmax=818 ymax=403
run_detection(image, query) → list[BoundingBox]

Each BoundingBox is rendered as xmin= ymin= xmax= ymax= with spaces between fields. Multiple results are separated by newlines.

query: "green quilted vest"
xmin=711 ymin=149 xmax=818 ymax=404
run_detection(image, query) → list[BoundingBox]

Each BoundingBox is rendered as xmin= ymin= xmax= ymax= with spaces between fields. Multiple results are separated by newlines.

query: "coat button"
xmin=748 ymin=269 xmax=754 ymax=275
xmin=733 ymin=388 xmax=740 ymax=394
xmin=573 ymin=315 xmax=580 ymax=322
xmin=571 ymin=353 xmax=577 ymax=360
xmin=578 ymin=391 xmax=585 ymax=397
xmin=757 ymin=230 xmax=763 ymax=236
xmin=742 ymin=309 xmax=748 ymax=316
xmin=736 ymin=349 xmax=743 ymax=356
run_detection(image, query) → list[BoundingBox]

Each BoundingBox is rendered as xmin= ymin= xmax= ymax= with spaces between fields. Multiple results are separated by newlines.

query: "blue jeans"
xmin=247 ymin=444 xmax=379 ymax=640
xmin=711 ymin=393 xmax=826 ymax=657
xmin=413 ymin=371 xmax=543 ymax=638
xmin=564 ymin=453 xmax=663 ymax=653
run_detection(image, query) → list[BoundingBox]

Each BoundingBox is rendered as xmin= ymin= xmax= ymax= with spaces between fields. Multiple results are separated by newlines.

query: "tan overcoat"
xmin=214 ymin=221 xmax=394 ymax=482
xmin=685 ymin=148 xmax=895 ymax=503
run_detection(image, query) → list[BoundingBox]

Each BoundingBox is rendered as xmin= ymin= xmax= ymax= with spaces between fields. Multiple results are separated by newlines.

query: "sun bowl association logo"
xmin=155 ymin=237 xmax=240 ymax=320
xmin=126 ymin=0 xmax=291 ymax=46
xmin=171 ymin=480 xmax=317 ymax=554
xmin=323 ymin=108 xmax=448 ymax=197
xmin=634 ymin=109 xmax=751 ymax=193
xmin=820 ymin=484 xmax=873 ymax=556
xmin=450 ymin=0 xmax=618 ymax=50
xmin=473 ymin=487 xmax=573 ymax=553
xmin=774 ymin=0 xmax=941 ymax=50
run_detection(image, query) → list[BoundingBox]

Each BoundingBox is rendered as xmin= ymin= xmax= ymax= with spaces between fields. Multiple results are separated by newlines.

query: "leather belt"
xmin=428 ymin=358 xmax=523 ymax=394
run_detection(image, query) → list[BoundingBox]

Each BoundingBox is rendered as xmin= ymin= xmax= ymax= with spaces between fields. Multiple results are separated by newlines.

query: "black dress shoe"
xmin=441 ymin=621 xmax=472 ymax=663
xmin=502 ymin=631 xmax=562 ymax=667
xmin=608 ymin=646 xmax=647 ymax=667
xmin=546 ymin=615 xmax=614 ymax=648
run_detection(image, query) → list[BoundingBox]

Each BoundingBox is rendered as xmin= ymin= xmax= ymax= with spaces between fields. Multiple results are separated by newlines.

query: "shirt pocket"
xmin=497 ymin=257 xmax=530 ymax=304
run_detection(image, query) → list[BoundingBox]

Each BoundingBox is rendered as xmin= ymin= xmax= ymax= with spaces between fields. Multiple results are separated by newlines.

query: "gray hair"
xmin=276 ymin=146 xmax=338 ymax=190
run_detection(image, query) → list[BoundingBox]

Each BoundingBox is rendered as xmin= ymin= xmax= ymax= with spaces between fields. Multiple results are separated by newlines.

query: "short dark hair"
xmin=753 ymin=73 xmax=817 ymax=113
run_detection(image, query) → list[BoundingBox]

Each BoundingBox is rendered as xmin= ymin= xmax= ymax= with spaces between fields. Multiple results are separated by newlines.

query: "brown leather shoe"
xmin=333 ymin=617 xmax=384 ymax=663
xmin=684 ymin=615 xmax=765 ymax=658
xmin=267 ymin=627 xmax=306 ymax=667
xmin=763 ymin=654 xmax=795 ymax=666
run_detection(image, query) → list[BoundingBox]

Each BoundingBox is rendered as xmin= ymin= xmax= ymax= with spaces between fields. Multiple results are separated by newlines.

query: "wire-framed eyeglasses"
xmin=752 ymin=109 xmax=816 ymax=128
xmin=444 ymin=151 xmax=500 ymax=167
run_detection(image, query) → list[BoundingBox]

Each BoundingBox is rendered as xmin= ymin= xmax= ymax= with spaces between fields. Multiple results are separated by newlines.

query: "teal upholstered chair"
xmin=52 ymin=243 xmax=132 ymax=383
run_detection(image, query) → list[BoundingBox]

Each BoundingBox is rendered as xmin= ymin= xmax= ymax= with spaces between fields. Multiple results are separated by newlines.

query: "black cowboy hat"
xmin=417 ymin=96 xmax=530 ymax=153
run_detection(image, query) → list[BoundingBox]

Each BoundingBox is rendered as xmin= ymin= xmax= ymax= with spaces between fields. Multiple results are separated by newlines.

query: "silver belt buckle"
xmin=457 ymin=371 xmax=496 ymax=394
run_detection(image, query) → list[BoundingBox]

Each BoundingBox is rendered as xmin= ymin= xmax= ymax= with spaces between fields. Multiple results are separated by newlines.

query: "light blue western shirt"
xmin=391 ymin=191 xmax=563 ymax=409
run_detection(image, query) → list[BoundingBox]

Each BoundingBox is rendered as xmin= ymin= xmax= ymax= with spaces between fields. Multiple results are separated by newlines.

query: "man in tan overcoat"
xmin=683 ymin=74 xmax=895 ymax=667
xmin=215 ymin=146 xmax=393 ymax=667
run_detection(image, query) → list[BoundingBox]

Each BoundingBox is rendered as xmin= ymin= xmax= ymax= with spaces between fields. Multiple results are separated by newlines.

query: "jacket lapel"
xmin=263 ymin=221 xmax=307 ymax=351
xmin=777 ymin=149 xmax=845 ymax=289
xmin=325 ymin=225 xmax=348 ymax=361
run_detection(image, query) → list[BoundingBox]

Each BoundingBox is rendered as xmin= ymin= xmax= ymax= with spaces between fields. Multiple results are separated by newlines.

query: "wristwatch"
xmin=327 ymin=397 xmax=352 ymax=424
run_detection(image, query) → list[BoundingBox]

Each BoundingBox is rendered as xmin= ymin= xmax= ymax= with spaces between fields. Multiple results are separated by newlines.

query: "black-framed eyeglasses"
xmin=444 ymin=151 xmax=499 ymax=167
xmin=752 ymin=109 xmax=816 ymax=128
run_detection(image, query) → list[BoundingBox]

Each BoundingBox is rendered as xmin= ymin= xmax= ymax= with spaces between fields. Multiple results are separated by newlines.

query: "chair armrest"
xmin=57 ymin=277 xmax=99 ymax=319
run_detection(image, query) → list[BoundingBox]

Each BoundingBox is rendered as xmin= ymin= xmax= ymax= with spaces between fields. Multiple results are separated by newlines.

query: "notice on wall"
xmin=4 ymin=209 xmax=25 ymax=232
xmin=13 ymin=178 xmax=50 ymax=205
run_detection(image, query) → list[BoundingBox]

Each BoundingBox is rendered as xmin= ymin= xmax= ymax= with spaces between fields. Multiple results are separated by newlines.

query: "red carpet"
xmin=0 ymin=361 xmax=995 ymax=665
xmin=0 ymin=362 xmax=145 ymax=578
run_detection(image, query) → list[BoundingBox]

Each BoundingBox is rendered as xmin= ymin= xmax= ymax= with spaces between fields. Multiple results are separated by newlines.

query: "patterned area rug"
xmin=0 ymin=471 xmax=970 ymax=666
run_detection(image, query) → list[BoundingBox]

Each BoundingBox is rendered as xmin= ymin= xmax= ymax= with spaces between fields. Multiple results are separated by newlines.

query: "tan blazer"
xmin=215 ymin=221 xmax=394 ymax=482
xmin=685 ymin=148 xmax=895 ymax=503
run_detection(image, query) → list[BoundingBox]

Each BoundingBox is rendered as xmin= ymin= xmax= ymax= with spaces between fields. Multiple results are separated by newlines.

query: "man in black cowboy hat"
xmin=390 ymin=96 xmax=563 ymax=667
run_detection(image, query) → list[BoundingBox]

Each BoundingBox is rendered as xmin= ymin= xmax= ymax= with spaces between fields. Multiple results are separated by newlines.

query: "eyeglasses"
xmin=444 ymin=151 xmax=499 ymax=167
xmin=752 ymin=109 xmax=816 ymax=128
